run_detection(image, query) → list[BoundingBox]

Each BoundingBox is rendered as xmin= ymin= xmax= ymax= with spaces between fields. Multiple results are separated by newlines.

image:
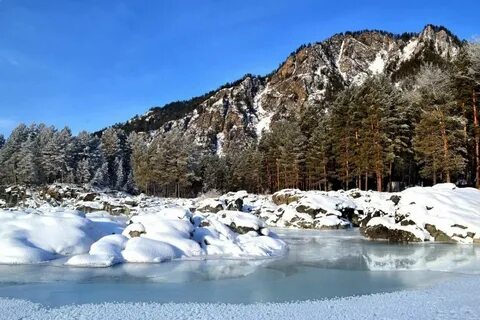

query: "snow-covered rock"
xmin=360 ymin=184 xmax=480 ymax=243
xmin=0 ymin=205 xmax=287 ymax=267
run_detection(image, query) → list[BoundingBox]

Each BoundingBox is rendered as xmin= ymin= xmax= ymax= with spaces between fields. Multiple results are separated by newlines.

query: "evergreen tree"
xmin=91 ymin=162 xmax=109 ymax=188
xmin=0 ymin=124 xmax=29 ymax=184
xmin=41 ymin=127 xmax=74 ymax=183
xmin=16 ymin=135 xmax=39 ymax=185
xmin=114 ymin=157 xmax=125 ymax=191
xmin=412 ymin=64 xmax=467 ymax=183
xmin=76 ymin=158 xmax=91 ymax=184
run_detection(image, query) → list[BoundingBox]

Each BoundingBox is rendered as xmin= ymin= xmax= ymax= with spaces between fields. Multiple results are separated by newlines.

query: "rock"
xmin=296 ymin=204 xmax=324 ymax=218
xmin=271 ymin=190 xmax=301 ymax=205
xmin=77 ymin=192 xmax=99 ymax=202
xmin=3 ymin=186 xmax=27 ymax=207
xmin=350 ymin=210 xmax=362 ymax=227
xmin=122 ymin=222 xmax=146 ymax=238
xmin=228 ymin=222 xmax=257 ymax=234
xmin=197 ymin=199 xmax=224 ymax=213
xmin=340 ymin=208 xmax=357 ymax=226
xmin=349 ymin=191 xmax=362 ymax=199
xmin=400 ymin=219 xmax=416 ymax=226
xmin=389 ymin=195 xmax=401 ymax=206
xmin=425 ymin=224 xmax=455 ymax=243
xmin=362 ymin=225 xmax=422 ymax=243
xmin=129 ymin=230 xmax=144 ymax=238
xmin=226 ymin=198 xmax=243 ymax=211
xmin=103 ymin=202 xmax=131 ymax=215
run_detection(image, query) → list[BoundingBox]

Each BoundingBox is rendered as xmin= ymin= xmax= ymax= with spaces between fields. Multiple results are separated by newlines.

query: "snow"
xmin=253 ymin=84 xmax=274 ymax=139
xmin=368 ymin=51 xmax=386 ymax=74
xmin=0 ymin=206 xmax=286 ymax=267
xmin=121 ymin=237 xmax=177 ymax=263
xmin=2 ymin=275 xmax=479 ymax=319
xmin=395 ymin=185 xmax=480 ymax=243
xmin=215 ymin=132 xmax=225 ymax=156
xmin=400 ymin=39 xmax=419 ymax=62
xmin=255 ymin=113 xmax=273 ymax=138
xmin=215 ymin=210 xmax=266 ymax=231
xmin=0 ymin=209 xmax=122 ymax=264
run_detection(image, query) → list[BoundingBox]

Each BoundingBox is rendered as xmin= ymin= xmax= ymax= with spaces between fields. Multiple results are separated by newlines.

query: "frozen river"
xmin=0 ymin=229 xmax=478 ymax=307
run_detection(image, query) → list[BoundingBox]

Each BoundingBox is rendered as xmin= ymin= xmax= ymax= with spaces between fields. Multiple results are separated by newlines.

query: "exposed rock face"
xmin=425 ymin=224 xmax=455 ymax=243
xmin=271 ymin=189 xmax=302 ymax=205
xmin=361 ymin=225 xmax=422 ymax=243
xmin=196 ymin=199 xmax=224 ymax=213
xmin=118 ymin=25 xmax=461 ymax=154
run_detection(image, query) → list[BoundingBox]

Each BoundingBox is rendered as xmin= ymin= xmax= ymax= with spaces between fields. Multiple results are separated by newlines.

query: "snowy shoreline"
xmin=0 ymin=182 xmax=480 ymax=267
xmin=1 ymin=275 xmax=478 ymax=320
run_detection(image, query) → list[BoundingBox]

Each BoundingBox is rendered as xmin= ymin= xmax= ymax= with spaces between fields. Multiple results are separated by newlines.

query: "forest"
xmin=0 ymin=42 xmax=479 ymax=197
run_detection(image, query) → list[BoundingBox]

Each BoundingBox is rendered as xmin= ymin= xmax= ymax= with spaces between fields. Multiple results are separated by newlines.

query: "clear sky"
xmin=0 ymin=0 xmax=478 ymax=137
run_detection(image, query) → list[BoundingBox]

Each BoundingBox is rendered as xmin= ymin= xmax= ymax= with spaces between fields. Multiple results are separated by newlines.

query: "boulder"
xmin=103 ymin=202 xmax=131 ymax=215
xmin=196 ymin=199 xmax=224 ymax=213
xmin=77 ymin=192 xmax=99 ymax=202
xmin=362 ymin=224 xmax=422 ymax=243
xmin=389 ymin=195 xmax=401 ymax=206
xmin=226 ymin=198 xmax=243 ymax=211
xmin=425 ymin=224 xmax=455 ymax=243
xmin=3 ymin=186 xmax=27 ymax=207
xmin=271 ymin=189 xmax=301 ymax=205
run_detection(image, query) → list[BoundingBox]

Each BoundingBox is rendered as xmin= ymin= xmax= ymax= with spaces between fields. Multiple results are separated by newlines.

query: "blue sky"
xmin=0 ymin=0 xmax=478 ymax=137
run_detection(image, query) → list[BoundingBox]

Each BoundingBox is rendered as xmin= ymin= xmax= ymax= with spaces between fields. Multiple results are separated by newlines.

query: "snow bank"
xmin=361 ymin=184 xmax=480 ymax=243
xmin=3 ymin=275 xmax=479 ymax=320
xmin=0 ymin=207 xmax=286 ymax=267
xmin=0 ymin=209 xmax=122 ymax=264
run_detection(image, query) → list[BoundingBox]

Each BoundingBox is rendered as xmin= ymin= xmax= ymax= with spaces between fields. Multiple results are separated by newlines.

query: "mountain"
xmin=114 ymin=25 xmax=463 ymax=154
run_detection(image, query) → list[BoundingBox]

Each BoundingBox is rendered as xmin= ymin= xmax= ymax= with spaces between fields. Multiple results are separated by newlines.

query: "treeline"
xmin=0 ymin=43 xmax=479 ymax=195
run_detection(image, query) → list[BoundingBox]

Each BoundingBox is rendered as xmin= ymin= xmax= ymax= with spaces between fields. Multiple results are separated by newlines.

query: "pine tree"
xmin=129 ymin=132 xmax=150 ymax=194
xmin=124 ymin=171 xmax=136 ymax=193
xmin=330 ymin=87 xmax=357 ymax=189
xmin=0 ymin=134 xmax=5 ymax=149
xmin=41 ymin=127 xmax=74 ymax=183
xmin=16 ymin=136 xmax=39 ymax=185
xmin=91 ymin=162 xmax=109 ymax=188
xmin=412 ymin=64 xmax=467 ymax=184
xmin=76 ymin=158 xmax=91 ymax=184
xmin=466 ymin=42 xmax=480 ymax=187
xmin=0 ymin=124 xmax=29 ymax=184
xmin=114 ymin=156 xmax=125 ymax=191
xmin=306 ymin=123 xmax=330 ymax=190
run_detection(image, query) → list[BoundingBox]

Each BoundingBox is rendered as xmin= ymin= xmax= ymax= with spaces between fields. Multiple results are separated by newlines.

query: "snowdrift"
xmin=0 ymin=207 xmax=286 ymax=267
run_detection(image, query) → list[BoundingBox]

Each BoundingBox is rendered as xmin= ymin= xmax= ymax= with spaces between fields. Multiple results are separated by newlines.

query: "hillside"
xmin=115 ymin=24 xmax=462 ymax=154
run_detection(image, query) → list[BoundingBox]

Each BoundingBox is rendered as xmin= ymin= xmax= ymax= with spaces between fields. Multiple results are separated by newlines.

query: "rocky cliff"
xmin=116 ymin=25 xmax=462 ymax=154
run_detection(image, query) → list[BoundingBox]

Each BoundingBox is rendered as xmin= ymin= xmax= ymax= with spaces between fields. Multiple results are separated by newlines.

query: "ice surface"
xmin=1 ymin=270 xmax=479 ymax=319
xmin=0 ymin=229 xmax=478 ymax=309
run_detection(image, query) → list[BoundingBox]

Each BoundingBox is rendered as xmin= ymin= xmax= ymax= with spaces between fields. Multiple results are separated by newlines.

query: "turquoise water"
xmin=0 ymin=229 xmax=477 ymax=307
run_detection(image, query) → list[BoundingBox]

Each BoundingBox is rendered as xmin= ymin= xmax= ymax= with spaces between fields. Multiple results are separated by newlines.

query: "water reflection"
xmin=274 ymin=229 xmax=480 ymax=274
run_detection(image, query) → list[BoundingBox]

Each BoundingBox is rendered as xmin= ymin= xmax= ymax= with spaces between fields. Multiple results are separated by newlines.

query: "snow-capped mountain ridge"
xmin=117 ymin=25 xmax=462 ymax=154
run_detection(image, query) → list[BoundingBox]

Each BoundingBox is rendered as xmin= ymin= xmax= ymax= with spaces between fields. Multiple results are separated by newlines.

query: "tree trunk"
xmin=388 ymin=161 xmax=393 ymax=192
xmin=376 ymin=171 xmax=382 ymax=192
xmin=276 ymin=160 xmax=280 ymax=191
xmin=323 ymin=163 xmax=328 ymax=191
xmin=439 ymin=115 xmax=451 ymax=183
xmin=474 ymin=89 xmax=480 ymax=189
xmin=364 ymin=172 xmax=368 ymax=191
